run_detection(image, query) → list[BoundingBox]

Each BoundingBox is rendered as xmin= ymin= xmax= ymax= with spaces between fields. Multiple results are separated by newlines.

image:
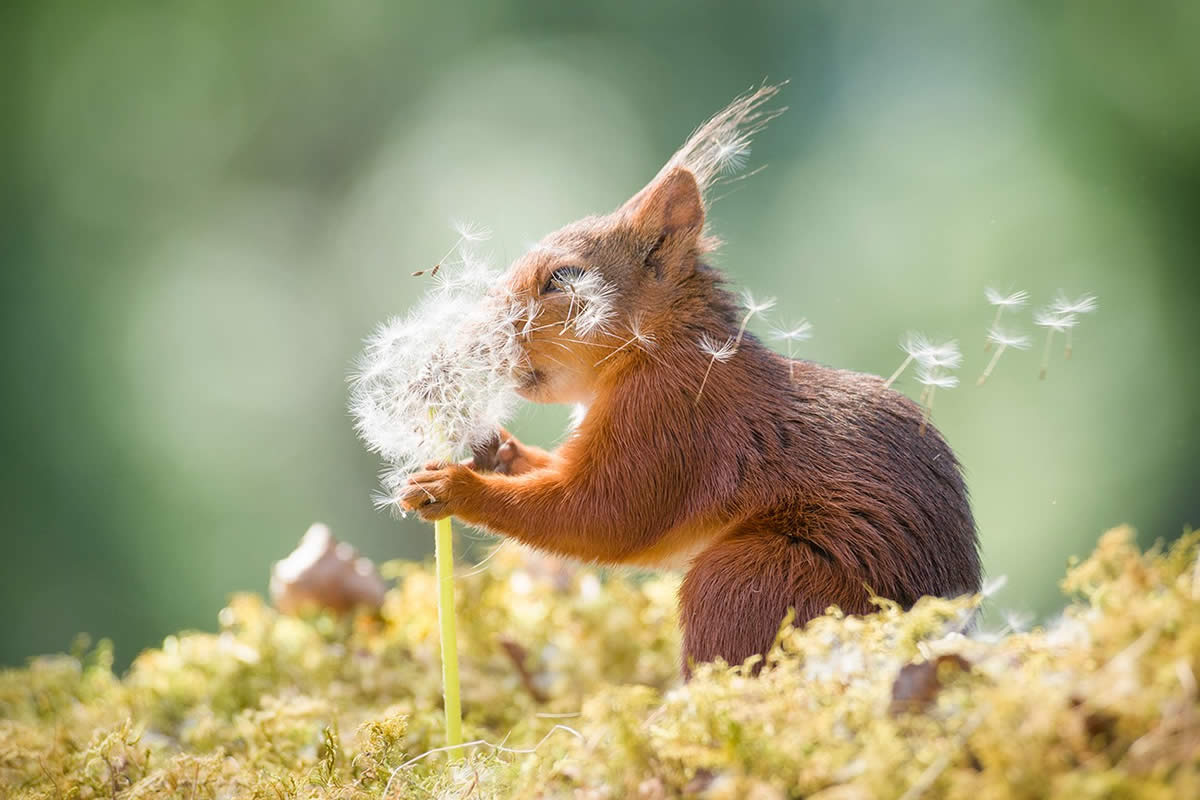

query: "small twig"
xmin=383 ymin=725 xmax=584 ymax=798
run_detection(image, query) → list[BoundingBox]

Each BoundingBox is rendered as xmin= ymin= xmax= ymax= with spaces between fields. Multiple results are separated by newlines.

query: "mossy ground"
xmin=2 ymin=528 xmax=1198 ymax=799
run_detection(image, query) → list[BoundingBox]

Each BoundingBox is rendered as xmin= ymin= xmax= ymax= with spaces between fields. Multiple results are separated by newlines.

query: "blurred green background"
xmin=3 ymin=2 xmax=1198 ymax=668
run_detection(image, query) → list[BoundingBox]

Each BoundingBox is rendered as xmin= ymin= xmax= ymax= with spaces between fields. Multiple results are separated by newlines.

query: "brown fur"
xmin=403 ymin=148 xmax=980 ymax=677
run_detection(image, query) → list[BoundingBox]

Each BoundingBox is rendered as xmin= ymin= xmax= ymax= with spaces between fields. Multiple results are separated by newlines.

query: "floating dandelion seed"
xmin=713 ymin=138 xmax=751 ymax=174
xmin=595 ymin=314 xmax=656 ymax=366
xmin=772 ymin=319 xmax=813 ymax=381
xmin=883 ymin=334 xmax=960 ymax=390
xmin=917 ymin=366 xmax=959 ymax=435
xmin=1034 ymin=309 xmax=1078 ymax=380
xmin=1051 ymin=292 xmax=1098 ymax=358
xmin=694 ymin=290 xmax=774 ymax=404
xmin=412 ymin=221 xmax=493 ymax=278
xmin=983 ymin=288 xmax=1030 ymax=351
xmin=694 ymin=334 xmax=736 ymax=404
xmin=976 ymin=326 xmax=1032 ymax=386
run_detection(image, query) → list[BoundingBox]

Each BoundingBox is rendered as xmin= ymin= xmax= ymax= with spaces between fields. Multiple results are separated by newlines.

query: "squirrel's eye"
xmin=542 ymin=266 xmax=585 ymax=295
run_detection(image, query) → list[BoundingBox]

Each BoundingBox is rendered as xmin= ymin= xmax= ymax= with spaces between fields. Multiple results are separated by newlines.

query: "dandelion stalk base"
xmin=434 ymin=515 xmax=463 ymax=753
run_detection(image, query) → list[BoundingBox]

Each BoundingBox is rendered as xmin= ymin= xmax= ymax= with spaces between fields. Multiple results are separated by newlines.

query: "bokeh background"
xmin=3 ymin=2 xmax=1198 ymax=668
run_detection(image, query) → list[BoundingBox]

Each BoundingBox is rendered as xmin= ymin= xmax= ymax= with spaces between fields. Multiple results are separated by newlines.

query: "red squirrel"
xmin=400 ymin=87 xmax=981 ymax=674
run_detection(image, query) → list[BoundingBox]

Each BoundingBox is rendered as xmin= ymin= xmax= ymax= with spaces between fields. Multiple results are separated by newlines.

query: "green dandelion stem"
xmin=434 ymin=513 xmax=463 ymax=753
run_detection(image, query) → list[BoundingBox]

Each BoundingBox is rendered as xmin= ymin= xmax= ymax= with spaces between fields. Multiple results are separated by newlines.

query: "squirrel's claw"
xmin=400 ymin=463 xmax=477 ymax=521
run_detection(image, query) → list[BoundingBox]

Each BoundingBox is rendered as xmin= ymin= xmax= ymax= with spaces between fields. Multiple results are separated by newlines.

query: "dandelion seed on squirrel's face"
xmin=1034 ymin=309 xmax=1078 ymax=379
xmin=1050 ymin=291 xmax=1097 ymax=359
xmin=350 ymin=230 xmax=522 ymax=512
xmin=595 ymin=313 xmax=657 ymax=366
xmin=977 ymin=326 xmax=1032 ymax=386
xmin=489 ymin=242 xmax=626 ymax=405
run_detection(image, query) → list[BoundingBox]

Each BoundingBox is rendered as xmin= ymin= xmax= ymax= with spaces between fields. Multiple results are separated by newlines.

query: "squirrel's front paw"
xmin=467 ymin=429 xmax=535 ymax=475
xmin=399 ymin=463 xmax=480 ymax=521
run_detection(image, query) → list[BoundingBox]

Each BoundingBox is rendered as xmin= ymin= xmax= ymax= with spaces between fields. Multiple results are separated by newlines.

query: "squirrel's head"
xmin=497 ymin=85 xmax=783 ymax=405
xmin=500 ymin=167 xmax=708 ymax=403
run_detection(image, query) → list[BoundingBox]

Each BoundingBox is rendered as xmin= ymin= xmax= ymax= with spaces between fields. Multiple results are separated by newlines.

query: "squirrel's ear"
xmin=624 ymin=168 xmax=704 ymax=274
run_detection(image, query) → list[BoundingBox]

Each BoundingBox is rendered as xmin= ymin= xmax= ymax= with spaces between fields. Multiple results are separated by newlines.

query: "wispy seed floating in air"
xmin=694 ymin=290 xmax=774 ymax=404
xmin=1050 ymin=292 xmax=1098 ymax=358
xmin=917 ymin=366 xmax=959 ymax=436
xmin=694 ymin=333 xmax=737 ymax=404
xmin=594 ymin=313 xmax=657 ymax=366
xmin=1034 ymin=309 xmax=1078 ymax=380
xmin=977 ymin=327 xmax=1032 ymax=385
xmin=771 ymin=319 xmax=813 ymax=381
xmin=412 ymin=221 xmax=493 ymax=278
xmin=983 ymin=288 xmax=1030 ymax=351
xmin=883 ymin=334 xmax=960 ymax=390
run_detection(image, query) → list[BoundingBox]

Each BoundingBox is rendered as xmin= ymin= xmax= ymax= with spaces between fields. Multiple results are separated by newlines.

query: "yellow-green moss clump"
xmin=3 ymin=528 xmax=1199 ymax=799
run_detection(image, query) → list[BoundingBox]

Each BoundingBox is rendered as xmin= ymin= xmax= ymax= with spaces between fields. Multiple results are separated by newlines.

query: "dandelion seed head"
xmin=350 ymin=254 xmax=522 ymax=509
xmin=986 ymin=326 xmax=1032 ymax=350
xmin=1051 ymin=291 xmax=1098 ymax=316
xmin=1034 ymin=310 xmax=1079 ymax=331
xmin=984 ymin=287 xmax=1030 ymax=309
xmin=698 ymin=334 xmax=737 ymax=362
xmin=772 ymin=319 xmax=813 ymax=342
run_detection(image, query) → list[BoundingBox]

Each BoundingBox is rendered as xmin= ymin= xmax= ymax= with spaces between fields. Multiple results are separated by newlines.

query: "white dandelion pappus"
xmin=350 ymin=256 xmax=522 ymax=511
xmin=693 ymin=287 xmax=775 ymax=404
xmin=555 ymin=270 xmax=618 ymax=339
xmin=985 ymin=287 xmax=1030 ymax=309
xmin=983 ymin=287 xmax=1030 ymax=351
xmin=1051 ymin=291 xmax=1098 ymax=316
xmin=1033 ymin=308 xmax=1079 ymax=380
xmin=694 ymin=333 xmax=736 ymax=405
xmin=986 ymin=327 xmax=1032 ymax=350
xmin=883 ymin=333 xmax=959 ymax=390
xmin=772 ymin=319 xmax=813 ymax=381
xmin=1050 ymin=291 xmax=1097 ymax=359
xmin=977 ymin=326 xmax=1032 ymax=386
xmin=917 ymin=368 xmax=959 ymax=390
xmin=772 ymin=320 xmax=814 ymax=343
xmin=916 ymin=365 xmax=958 ymax=436
xmin=594 ymin=313 xmax=657 ymax=366
xmin=740 ymin=288 xmax=777 ymax=319
xmin=698 ymin=334 xmax=737 ymax=362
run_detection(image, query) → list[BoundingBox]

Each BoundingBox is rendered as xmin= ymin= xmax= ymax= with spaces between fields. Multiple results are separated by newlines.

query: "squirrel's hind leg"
xmin=679 ymin=527 xmax=872 ymax=678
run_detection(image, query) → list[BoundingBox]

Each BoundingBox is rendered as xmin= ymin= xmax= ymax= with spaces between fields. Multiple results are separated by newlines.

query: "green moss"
xmin=3 ymin=529 xmax=1198 ymax=798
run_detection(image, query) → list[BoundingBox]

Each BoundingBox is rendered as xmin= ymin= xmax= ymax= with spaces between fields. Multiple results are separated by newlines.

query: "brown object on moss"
xmin=269 ymin=523 xmax=386 ymax=615
xmin=890 ymin=653 xmax=972 ymax=715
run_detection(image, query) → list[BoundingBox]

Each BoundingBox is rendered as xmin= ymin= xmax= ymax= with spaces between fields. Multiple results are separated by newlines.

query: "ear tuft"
xmin=629 ymin=167 xmax=704 ymax=243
